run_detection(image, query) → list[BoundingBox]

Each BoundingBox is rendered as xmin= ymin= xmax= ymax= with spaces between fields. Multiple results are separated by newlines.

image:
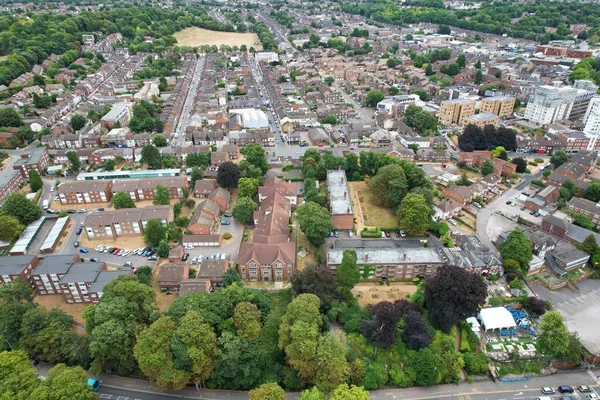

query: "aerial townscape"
xmin=3 ymin=0 xmax=600 ymax=399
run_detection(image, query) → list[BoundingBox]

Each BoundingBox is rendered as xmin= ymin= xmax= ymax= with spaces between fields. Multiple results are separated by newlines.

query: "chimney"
xmin=403 ymin=253 xmax=407 ymax=260
xmin=347 ymin=207 xmax=350 ymax=214
xmin=344 ymin=191 xmax=347 ymax=199
xmin=365 ymin=254 xmax=368 ymax=261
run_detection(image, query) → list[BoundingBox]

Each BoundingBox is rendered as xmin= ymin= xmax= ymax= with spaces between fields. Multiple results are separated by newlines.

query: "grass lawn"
xmin=174 ymin=27 xmax=262 ymax=49
xmin=291 ymin=216 xmax=317 ymax=270
xmin=349 ymin=181 xmax=396 ymax=229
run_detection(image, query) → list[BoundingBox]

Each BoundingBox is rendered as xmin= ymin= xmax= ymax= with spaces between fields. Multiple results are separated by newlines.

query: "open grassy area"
xmin=352 ymin=282 xmax=417 ymax=307
xmin=348 ymin=181 xmax=396 ymax=229
xmin=34 ymin=294 xmax=88 ymax=326
xmin=291 ymin=215 xmax=317 ymax=270
xmin=174 ymin=27 xmax=262 ymax=49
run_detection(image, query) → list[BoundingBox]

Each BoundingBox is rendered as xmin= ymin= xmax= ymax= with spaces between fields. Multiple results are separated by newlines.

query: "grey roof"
xmin=0 ymin=255 xmax=37 ymax=275
xmin=33 ymin=255 xmax=79 ymax=275
xmin=13 ymin=147 xmax=46 ymax=168
xmin=59 ymin=262 xmax=104 ymax=283
xmin=327 ymin=170 xmax=352 ymax=215
xmin=565 ymin=224 xmax=600 ymax=244
xmin=88 ymin=270 xmax=130 ymax=293
xmin=327 ymin=247 xmax=444 ymax=265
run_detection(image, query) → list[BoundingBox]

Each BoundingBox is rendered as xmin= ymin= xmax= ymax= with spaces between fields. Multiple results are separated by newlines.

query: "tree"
xmin=233 ymin=302 xmax=261 ymax=340
xmin=537 ymin=311 xmax=571 ymax=360
xmin=153 ymin=184 xmax=171 ymax=205
xmin=141 ymin=145 xmax=161 ymax=169
xmin=112 ymin=191 xmax=136 ymax=209
xmin=324 ymin=76 xmax=334 ymax=86
xmin=502 ymin=259 xmax=521 ymax=275
xmin=475 ymin=60 xmax=482 ymax=69
xmin=328 ymin=384 xmax=370 ymax=399
xmin=410 ymin=348 xmax=440 ymax=386
xmin=212 ymin=332 xmax=264 ymax=389
xmin=30 ymin=363 xmax=97 ymax=400
xmin=152 ymin=134 xmax=168 ymax=147
xmin=528 ymin=296 xmax=549 ymax=315
xmin=424 ymin=63 xmax=434 ymax=76
xmin=299 ymin=387 xmax=326 ymax=400
xmin=217 ymin=161 xmax=241 ymax=189
xmin=278 ymin=294 xmax=322 ymax=382
xmin=480 ymin=159 xmax=494 ymax=176
xmin=315 ymin=333 xmax=350 ymax=392
xmin=232 ymin=197 xmax=257 ymax=224
xmin=1 ymin=193 xmax=41 ymax=226
xmin=241 ymin=143 xmax=268 ymax=174
xmin=499 ymin=229 xmax=533 ymax=272
xmin=401 ymin=310 xmax=432 ymax=350
xmin=425 ymin=265 xmax=487 ymax=332
xmin=585 ymin=181 xmax=600 ymax=202
xmin=0 ymin=109 xmax=23 ymax=127
xmin=238 ymin=177 xmax=260 ymax=198
xmin=550 ymin=151 xmax=569 ymax=168
xmin=157 ymin=240 xmax=170 ymax=258
xmin=360 ymin=362 xmax=388 ymax=390
xmin=456 ymin=53 xmax=466 ymax=69
xmin=70 ymin=114 xmax=86 ymax=131
xmin=577 ymin=234 xmax=598 ymax=255
xmin=511 ymin=157 xmax=527 ymax=173
xmin=291 ymin=264 xmax=339 ymax=310
xmin=404 ymin=105 xmax=438 ymax=134
xmin=463 ymin=352 xmax=489 ymax=375
xmin=474 ymin=69 xmax=483 ymax=84
xmin=0 ymin=216 xmax=24 ymax=242
xmin=320 ymin=114 xmax=338 ymax=125
xmin=438 ymin=24 xmax=451 ymax=34
xmin=172 ymin=310 xmax=217 ymax=385
xmin=134 ymin=316 xmax=189 ymax=390
xmin=495 ymin=70 xmax=502 ymax=78
xmin=222 ymin=268 xmax=242 ymax=287
xmin=249 ymin=382 xmax=285 ymax=400
xmin=365 ymin=89 xmax=384 ymax=107
xmin=296 ymin=201 xmax=333 ymax=247
xmin=28 ymin=170 xmax=42 ymax=192
xmin=136 ymin=266 xmax=153 ymax=285
xmin=337 ymin=250 xmax=360 ymax=289
xmin=65 ymin=151 xmax=81 ymax=173
xmin=144 ymin=219 xmax=166 ymax=248
xmin=369 ymin=164 xmax=408 ymax=208
xmin=361 ymin=301 xmax=405 ymax=349
xmin=0 ymin=350 xmax=38 ymax=399
xmin=190 ymin=166 xmax=204 ymax=185
xmin=397 ymin=193 xmax=430 ymax=237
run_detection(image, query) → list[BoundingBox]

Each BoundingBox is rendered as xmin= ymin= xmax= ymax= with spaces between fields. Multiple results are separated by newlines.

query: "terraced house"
xmin=83 ymin=205 xmax=173 ymax=240
xmin=110 ymin=176 xmax=187 ymax=201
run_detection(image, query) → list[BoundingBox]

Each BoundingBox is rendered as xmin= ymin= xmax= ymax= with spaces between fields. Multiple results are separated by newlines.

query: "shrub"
xmin=528 ymin=161 xmax=538 ymax=166
xmin=463 ymin=353 xmax=490 ymax=375
xmin=489 ymin=297 xmax=502 ymax=307
xmin=222 ymin=232 xmax=232 ymax=240
xmin=534 ymin=158 xmax=544 ymax=163
xmin=531 ymin=178 xmax=546 ymax=187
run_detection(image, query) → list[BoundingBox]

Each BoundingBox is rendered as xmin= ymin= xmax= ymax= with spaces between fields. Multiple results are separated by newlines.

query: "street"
xmin=173 ymin=56 xmax=205 ymax=146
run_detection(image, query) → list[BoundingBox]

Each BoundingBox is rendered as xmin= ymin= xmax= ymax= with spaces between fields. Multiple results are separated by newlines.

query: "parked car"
xmin=97 ymin=208 xmax=105 ymax=211
xmin=558 ymin=386 xmax=574 ymax=394
xmin=95 ymin=245 xmax=105 ymax=252
xmin=123 ymin=262 xmax=133 ymax=268
xmin=223 ymin=213 xmax=232 ymax=217
xmin=77 ymin=209 xmax=86 ymax=213
xmin=121 ymin=250 xmax=131 ymax=256
xmin=148 ymin=255 xmax=158 ymax=261
xmin=348 ymin=231 xmax=353 ymax=238
xmin=579 ymin=386 xmax=592 ymax=393
xmin=384 ymin=231 xmax=391 ymax=238
xmin=221 ymin=220 xmax=230 ymax=225
xmin=541 ymin=388 xmax=555 ymax=394
xmin=76 ymin=227 xmax=82 ymax=235
xmin=90 ymin=258 xmax=100 ymax=262
xmin=533 ymin=211 xmax=541 ymax=217
xmin=182 ymin=253 xmax=189 ymax=261
xmin=333 ymin=229 xmax=339 ymax=238
xmin=67 ymin=209 xmax=76 ymax=214
xmin=473 ymin=202 xmax=482 ymax=209
xmin=448 ymin=219 xmax=457 ymax=226
xmin=104 ymin=247 xmax=114 ymax=253
xmin=73 ymin=241 xmax=80 ymax=248
xmin=400 ymin=230 xmax=406 ymax=237
xmin=380 ymin=231 xmax=386 ymax=238
xmin=79 ymin=247 xmax=89 ymax=253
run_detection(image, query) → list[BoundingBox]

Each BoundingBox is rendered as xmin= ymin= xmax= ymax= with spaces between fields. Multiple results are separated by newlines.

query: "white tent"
xmin=478 ymin=307 xmax=516 ymax=331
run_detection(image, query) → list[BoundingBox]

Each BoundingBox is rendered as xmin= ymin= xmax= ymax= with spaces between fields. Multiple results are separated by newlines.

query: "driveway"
xmin=187 ymin=217 xmax=243 ymax=262
xmin=533 ymin=278 xmax=600 ymax=356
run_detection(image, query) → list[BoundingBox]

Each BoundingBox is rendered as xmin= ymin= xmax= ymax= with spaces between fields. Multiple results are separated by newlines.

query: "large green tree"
xmin=233 ymin=302 xmax=261 ymax=340
xmin=480 ymin=159 xmax=494 ymax=176
xmin=1 ymin=193 xmax=41 ymax=225
xmin=152 ymin=134 xmax=168 ymax=147
xmin=0 ymin=109 xmax=23 ymax=127
xmin=365 ymin=89 xmax=384 ymax=107
xmin=337 ymin=250 xmax=360 ymax=289
xmin=296 ymin=201 xmax=333 ymax=247
xmin=112 ymin=191 xmax=136 ymax=209
xmin=66 ymin=151 xmax=81 ymax=173
xmin=238 ymin=177 xmax=260 ymax=198
xmin=249 ymin=382 xmax=285 ymax=400
xmin=536 ymin=311 xmax=572 ymax=360
xmin=368 ymin=164 xmax=408 ymax=208
xmin=499 ymin=229 xmax=533 ymax=272
xmin=315 ymin=333 xmax=350 ymax=393
xmin=0 ymin=216 xmax=24 ymax=242
xmin=397 ymin=193 xmax=430 ymax=236
xmin=240 ymin=143 xmax=268 ymax=174
xmin=28 ymin=170 xmax=42 ymax=192
xmin=141 ymin=144 xmax=161 ymax=169
xmin=232 ymin=197 xmax=257 ymax=224
xmin=153 ymin=184 xmax=171 ymax=205
xmin=585 ymin=181 xmax=600 ymax=203
xmin=70 ymin=114 xmax=86 ymax=131
xmin=144 ymin=219 xmax=166 ymax=247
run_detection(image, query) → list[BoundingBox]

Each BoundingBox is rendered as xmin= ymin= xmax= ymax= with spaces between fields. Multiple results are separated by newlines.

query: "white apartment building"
xmin=524 ymin=84 xmax=578 ymax=126
xmin=583 ymin=96 xmax=600 ymax=151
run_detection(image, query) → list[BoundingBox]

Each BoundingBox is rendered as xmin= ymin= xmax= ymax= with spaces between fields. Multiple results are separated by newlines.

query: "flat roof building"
xmin=327 ymin=170 xmax=353 ymax=230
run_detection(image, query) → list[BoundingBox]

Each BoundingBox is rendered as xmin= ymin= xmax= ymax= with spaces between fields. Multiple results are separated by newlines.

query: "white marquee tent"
xmin=478 ymin=307 xmax=516 ymax=331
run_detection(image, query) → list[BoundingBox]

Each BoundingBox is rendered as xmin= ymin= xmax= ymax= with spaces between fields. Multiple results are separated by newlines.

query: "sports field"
xmin=174 ymin=27 xmax=262 ymax=49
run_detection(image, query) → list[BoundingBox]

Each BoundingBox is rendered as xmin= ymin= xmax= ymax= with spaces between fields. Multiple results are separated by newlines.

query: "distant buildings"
xmin=438 ymin=99 xmax=476 ymax=126
xmin=523 ymin=84 xmax=579 ymax=126
xmin=480 ymin=96 xmax=515 ymax=119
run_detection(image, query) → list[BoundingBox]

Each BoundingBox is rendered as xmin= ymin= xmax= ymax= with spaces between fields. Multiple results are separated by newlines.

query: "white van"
xmin=42 ymin=199 xmax=49 ymax=210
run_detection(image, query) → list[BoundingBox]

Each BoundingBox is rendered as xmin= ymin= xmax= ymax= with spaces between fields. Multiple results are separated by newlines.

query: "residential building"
xmin=110 ymin=177 xmax=187 ymax=201
xmin=83 ymin=205 xmax=173 ymax=240
xmin=438 ymin=99 xmax=476 ymax=126
xmin=158 ymin=262 xmax=190 ymax=292
xmin=58 ymin=262 xmax=108 ymax=303
xmin=258 ymin=178 xmax=299 ymax=206
xmin=376 ymin=95 xmax=418 ymax=117
xmin=0 ymin=169 xmax=24 ymax=205
xmin=567 ymin=197 xmax=600 ymax=227
xmin=237 ymin=242 xmax=295 ymax=281
xmin=100 ymin=103 xmax=131 ymax=129
xmin=480 ymin=96 xmax=516 ymax=118
xmin=327 ymin=170 xmax=353 ymax=230
xmin=524 ymin=85 xmax=578 ymax=126
xmin=464 ymin=113 xmax=499 ymax=129
xmin=569 ymin=80 xmax=598 ymax=122
xmin=443 ymin=186 xmax=474 ymax=206
xmin=208 ymin=187 xmax=230 ymax=211
xmin=57 ymin=180 xmax=113 ymax=204
xmin=29 ymin=254 xmax=79 ymax=295
xmin=188 ymin=199 xmax=220 ymax=235
xmin=194 ymin=179 xmax=217 ymax=198
xmin=13 ymin=147 xmax=49 ymax=179
xmin=0 ymin=255 xmax=40 ymax=285
xmin=434 ymin=199 xmax=462 ymax=220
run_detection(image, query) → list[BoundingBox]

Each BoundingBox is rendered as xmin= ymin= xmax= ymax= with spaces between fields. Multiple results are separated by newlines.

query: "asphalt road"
xmin=173 ymin=56 xmax=204 ymax=146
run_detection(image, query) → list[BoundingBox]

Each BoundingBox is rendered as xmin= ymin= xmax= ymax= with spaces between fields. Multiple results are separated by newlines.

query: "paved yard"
xmin=533 ymin=278 xmax=600 ymax=355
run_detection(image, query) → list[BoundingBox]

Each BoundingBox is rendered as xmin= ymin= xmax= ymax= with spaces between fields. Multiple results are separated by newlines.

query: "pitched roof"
xmin=238 ymin=242 xmax=295 ymax=265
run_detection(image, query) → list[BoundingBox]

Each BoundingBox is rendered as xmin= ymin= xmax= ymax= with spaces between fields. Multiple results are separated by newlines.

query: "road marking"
xmin=99 ymin=395 xmax=112 ymax=399
xmin=116 ymin=397 xmax=129 ymax=400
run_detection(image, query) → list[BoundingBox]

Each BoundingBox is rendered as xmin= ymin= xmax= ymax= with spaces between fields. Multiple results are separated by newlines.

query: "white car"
xmin=448 ymin=219 xmax=458 ymax=226
xmin=95 ymin=245 xmax=105 ymax=252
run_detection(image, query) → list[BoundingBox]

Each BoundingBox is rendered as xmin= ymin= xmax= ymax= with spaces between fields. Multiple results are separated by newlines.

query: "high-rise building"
xmin=524 ymin=84 xmax=578 ymax=125
xmin=568 ymin=80 xmax=599 ymax=122
xmin=582 ymin=96 xmax=600 ymax=151
xmin=480 ymin=96 xmax=516 ymax=118
xmin=438 ymin=99 xmax=476 ymax=126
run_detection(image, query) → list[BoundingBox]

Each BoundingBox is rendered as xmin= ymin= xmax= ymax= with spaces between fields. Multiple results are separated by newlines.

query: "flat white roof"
xmin=478 ymin=307 xmax=516 ymax=331
xmin=327 ymin=170 xmax=353 ymax=215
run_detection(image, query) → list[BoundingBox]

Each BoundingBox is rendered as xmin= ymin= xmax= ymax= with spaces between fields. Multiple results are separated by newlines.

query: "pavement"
xmin=35 ymin=361 xmax=599 ymax=400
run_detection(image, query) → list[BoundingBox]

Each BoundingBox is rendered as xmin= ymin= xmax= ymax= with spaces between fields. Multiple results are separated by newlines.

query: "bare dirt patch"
xmin=352 ymin=282 xmax=417 ymax=307
xmin=80 ymin=234 xmax=147 ymax=252
xmin=348 ymin=181 xmax=396 ymax=230
xmin=174 ymin=27 xmax=263 ymax=49
xmin=34 ymin=294 xmax=89 ymax=326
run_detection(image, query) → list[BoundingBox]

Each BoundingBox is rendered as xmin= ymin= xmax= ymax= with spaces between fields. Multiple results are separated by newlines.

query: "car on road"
xmin=541 ymin=387 xmax=555 ymax=394
xmin=588 ymin=394 xmax=600 ymax=400
xmin=221 ymin=220 xmax=230 ymax=225
xmin=50 ymin=187 xmax=54 ymax=192
xmin=79 ymin=247 xmax=89 ymax=253
xmin=77 ymin=209 xmax=86 ymax=213
xmin=521 ymin=206 xmax=526 ymax=211
xmin=399 ymin=230 xmax=406 ymax=237
xmin=97 ymin=208 xmax=105 ymax=211
xmin=395 ymin=230 xmax=402 ymax=237
xmin=76 ymin=227 xmax=82 ymax=235
xmin=558 ymin=386 xmax=574 ymax=394
xmin=123 ymin=262 xmax=133 ymax=268
xmin=182 ymin=253 xmax=189 ymax=261
xmin=73 ymin=241 xmax=79 ymax=247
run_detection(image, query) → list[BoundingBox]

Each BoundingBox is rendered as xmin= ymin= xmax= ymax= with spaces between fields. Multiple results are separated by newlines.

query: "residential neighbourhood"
xmin=2 ymin=0 xmax=600 ymax=399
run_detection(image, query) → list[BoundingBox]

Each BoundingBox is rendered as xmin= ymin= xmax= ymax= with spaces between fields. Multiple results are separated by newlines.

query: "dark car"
xmin=97 ymin=208 xmax=105 ymax=211
xmin=558 ymin=386 xmax=574 ymax=394
xmin=67 ymin=209 xmax=76 ymax=214
xmin=385 ymin=231 xmax=391 ymax=238
xmin=90 ymin=258 xmax=100 ymax=262
xmin=395 ymin=230 xmax=402 ymax=237
xmin=76 ymin=227 xmax=82 ymax=235
xmin=182 ymin=253 xmax=189 ymax=261
xmin=223 ymin=213 xmax=232 ymax=217
xmin=529 ymin=210 xmax=536 ymax=215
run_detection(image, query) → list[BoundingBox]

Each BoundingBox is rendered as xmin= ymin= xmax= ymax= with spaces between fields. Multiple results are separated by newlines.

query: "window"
xmin=249 ymin=263 xmax=257 ymax=269
xmin=276 ymin=263 xmax=282 ymax=269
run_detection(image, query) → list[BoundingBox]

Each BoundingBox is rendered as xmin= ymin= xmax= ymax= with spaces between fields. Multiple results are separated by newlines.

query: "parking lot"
xmin=185 ymin=218 xmax=243 ymax=263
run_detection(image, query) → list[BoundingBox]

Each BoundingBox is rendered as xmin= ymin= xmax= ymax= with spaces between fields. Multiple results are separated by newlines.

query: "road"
xmin=475 ymin=169 xmax=544 ymax=254
xmin=173 ymin=56 xmax=204 ymax=146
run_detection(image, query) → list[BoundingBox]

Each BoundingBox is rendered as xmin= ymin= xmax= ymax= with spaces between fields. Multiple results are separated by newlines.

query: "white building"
xmin=230 ymin=108 xmax=269 ymax=129
xmin=254 ymin=52 xmax=279 ymax=63
xmin=583 ymin=96 xmax=600 ymax=150
xmin=524 ymin=84 xmax=578 ymax=125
